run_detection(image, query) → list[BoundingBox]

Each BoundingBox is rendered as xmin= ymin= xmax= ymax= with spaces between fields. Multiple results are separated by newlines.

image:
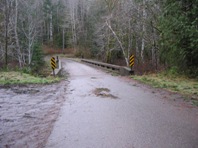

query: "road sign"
xmin=51 ymin=57 xmax=56 ymax=70
xmin=129 ymin=55 xmax=134 ymax=68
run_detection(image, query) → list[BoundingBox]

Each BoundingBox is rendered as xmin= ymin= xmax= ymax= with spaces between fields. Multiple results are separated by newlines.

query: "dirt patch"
xmin=0 ymin=81 xmax=67 ymax=148
xmin=93 ymin=88 xmax=118 ymax=99
xmin=11 ymin=88 xmax=40 ymax=94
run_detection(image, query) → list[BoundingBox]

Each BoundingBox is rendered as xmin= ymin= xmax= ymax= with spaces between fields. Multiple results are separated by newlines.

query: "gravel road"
xmin=45 ymin=59 xmax=198 ymax=148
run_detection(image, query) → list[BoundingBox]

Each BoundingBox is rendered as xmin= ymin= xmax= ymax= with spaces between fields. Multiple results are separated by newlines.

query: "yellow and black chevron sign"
xmin=51 ymin=57 xmax=56 ymax=70
xmin=129 ymin=55 xmax=135 ymax=67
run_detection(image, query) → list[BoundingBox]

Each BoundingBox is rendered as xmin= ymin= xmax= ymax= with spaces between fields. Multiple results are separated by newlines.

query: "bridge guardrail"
xmin=81 ymin=59 xmax=134 ymax=76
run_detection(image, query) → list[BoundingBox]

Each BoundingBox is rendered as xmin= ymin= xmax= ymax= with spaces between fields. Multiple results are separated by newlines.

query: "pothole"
xmin=93 ymin=88 xmax=118 ymax=99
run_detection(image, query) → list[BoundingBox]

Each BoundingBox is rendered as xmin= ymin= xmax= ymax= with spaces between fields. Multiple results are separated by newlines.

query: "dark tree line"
xmin=159 ymin=0 xmax=198 ymax=76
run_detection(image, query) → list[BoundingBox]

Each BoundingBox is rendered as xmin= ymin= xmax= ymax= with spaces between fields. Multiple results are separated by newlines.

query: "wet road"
xmin=45 ymin=59 xmax=198 ymax=148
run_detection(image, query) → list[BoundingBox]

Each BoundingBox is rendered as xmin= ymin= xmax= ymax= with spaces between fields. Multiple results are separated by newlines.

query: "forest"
xmin=0 ymin=0 xmax=197 ymax=77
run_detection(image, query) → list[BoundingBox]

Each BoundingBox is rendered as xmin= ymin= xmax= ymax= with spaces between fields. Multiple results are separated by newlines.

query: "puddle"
xmin=93 ymin=88 xmax=118 ymax=99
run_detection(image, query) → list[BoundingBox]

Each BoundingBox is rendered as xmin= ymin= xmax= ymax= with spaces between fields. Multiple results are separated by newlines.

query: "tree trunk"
xmin=106 ymin=21 xmax=129 ymax=67
xmin=141 ymin=0 xmax=146 ymax=62
xmin=71 ymin=5 xmax=77 ymax=49
xmin=128 ymin=19 xmax=132 ymax=60
xmin=62 ymin=28 xmax=65 ymax=53
xmin=49 ymin=11 xmax=53 ymax=42
xmin=5 ymin=0 xmax=8 ymax=68
xmin=14 ymin=0 xmax=22 ymax=68
xmin=28 ymin=25 xmax=31 ymax=65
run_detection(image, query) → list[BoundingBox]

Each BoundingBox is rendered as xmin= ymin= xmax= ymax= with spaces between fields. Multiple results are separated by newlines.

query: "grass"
xmin=0 ymin=71 xmax=61 ymax=85
xmin=132 ymin=73 xmax=198 ymax=104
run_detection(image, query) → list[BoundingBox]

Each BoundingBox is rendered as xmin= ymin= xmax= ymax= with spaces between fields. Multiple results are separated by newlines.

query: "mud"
xmin=93 ymin=88 xmax=118 ymax=99
xmin=0 ymin=81 xmax=68 ymax=148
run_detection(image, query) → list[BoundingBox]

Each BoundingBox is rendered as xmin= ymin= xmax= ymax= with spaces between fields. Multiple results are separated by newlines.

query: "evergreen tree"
xmin=159 ymin=0 xmax=198 ymax=76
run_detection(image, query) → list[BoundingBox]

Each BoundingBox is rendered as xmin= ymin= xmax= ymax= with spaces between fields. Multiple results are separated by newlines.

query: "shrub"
xmin=30 ymin=43 xmax=45 ymax=73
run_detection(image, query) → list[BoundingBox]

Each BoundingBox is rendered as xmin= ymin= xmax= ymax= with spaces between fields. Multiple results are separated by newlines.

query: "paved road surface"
xmin=45 ymin=59 xmax=198 ymax=148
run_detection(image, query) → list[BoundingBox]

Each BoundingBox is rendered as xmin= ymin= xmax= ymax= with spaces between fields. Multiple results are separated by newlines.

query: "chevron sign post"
xmin=129 ymin=55 xmax=134 ymax=69
xmin=51 ymin=57 xmax=56 ymax=76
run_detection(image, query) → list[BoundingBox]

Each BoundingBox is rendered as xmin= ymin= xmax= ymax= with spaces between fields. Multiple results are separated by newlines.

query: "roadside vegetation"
xmin=132 ymin=70 xmax=198 ymax=105
xmin=0 ymin=71 xmax=60 ymax=85
xmin=0 ymin=45 xmax=62 ymax=85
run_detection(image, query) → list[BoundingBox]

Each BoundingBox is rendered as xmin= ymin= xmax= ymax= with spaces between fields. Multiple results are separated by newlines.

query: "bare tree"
xmin=14 ymin=0 xmax=23 ymax=67
xmin=87 ymin=0 xmax=161 ymax=69
xmin=18 ymin=0 xmax=42 ymax=65
xmin=2 ymin=0 xmax=13 ymax=68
